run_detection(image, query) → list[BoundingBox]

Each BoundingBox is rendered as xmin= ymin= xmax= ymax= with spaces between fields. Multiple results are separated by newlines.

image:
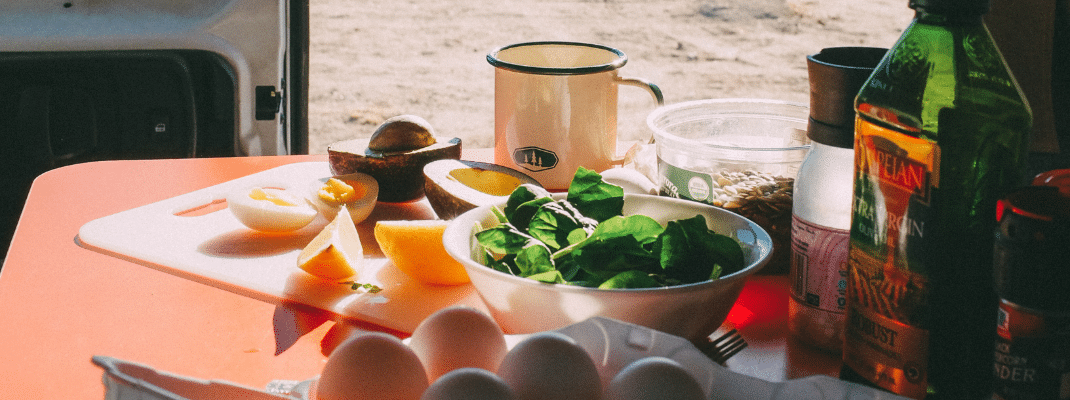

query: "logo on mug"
xmin=512 ymin=147 xmax=558 ymax=172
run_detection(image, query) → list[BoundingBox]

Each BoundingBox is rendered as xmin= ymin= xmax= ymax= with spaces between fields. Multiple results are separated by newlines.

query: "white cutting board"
xmin=78 ymin=161 xmax=487 ymax=334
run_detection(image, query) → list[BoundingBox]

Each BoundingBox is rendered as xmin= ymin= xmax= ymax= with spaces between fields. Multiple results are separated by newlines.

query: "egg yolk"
xmin=449 ymin=168 xmax=522 ymax=197
xmin=318 ymin=178 xmax=367 ymax=205
xmin=249 ymin=187 xmax=296 ymax=206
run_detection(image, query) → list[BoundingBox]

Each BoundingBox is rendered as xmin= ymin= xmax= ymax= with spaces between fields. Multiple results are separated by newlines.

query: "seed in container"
xmin=707 ymin=170 xmax=794 ymax=211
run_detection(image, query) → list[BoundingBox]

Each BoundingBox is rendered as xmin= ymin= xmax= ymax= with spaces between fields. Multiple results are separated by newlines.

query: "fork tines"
xmin=697 ymin=328 xmax=748 ymax=365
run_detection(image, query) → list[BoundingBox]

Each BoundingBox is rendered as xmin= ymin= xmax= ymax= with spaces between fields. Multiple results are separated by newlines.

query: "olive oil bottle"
xmin=840 ymin=0 xmax=1032 ymax=398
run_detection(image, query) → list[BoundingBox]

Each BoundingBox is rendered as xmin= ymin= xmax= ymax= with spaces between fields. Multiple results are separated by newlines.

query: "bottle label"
xmin=790 ymin=215 xmax=848 ymax=314
xmin=843 ymin=118 xmax=939 ymax=399
xmin=992 ymin=300 xmax=1070 ymax=400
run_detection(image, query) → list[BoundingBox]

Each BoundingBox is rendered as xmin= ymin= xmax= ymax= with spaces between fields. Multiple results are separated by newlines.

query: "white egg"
xmin=226 ymin=187 xmax=318 ymax=232
xmin=420 ymin=368 xmax=515 ymax=400
xmin=408 ymin=306 xmax=508 ymax=382
xmin=497 ymin=332 xmax=602 ymax=400
xmin=604 ymin=357 xmax=705 ymax=400
xmin=315 ymin=331 xmax=429 ymax=400
xmin=308 ymin=172 xmax=379 ymax=225
xmin=600 ymin=167 xmax=658 ymax=195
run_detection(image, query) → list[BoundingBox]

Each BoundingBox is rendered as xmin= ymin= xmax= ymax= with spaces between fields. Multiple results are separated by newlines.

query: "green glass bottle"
xmin=840 ymin=0 xmax=1032 ymax=398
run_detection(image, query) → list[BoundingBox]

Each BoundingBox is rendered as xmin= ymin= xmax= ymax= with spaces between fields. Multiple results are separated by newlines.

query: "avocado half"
xmin=423 ymin=159 xmax=541 ymax=220
xmin=328 ymin=137 xmax=462 ymax=202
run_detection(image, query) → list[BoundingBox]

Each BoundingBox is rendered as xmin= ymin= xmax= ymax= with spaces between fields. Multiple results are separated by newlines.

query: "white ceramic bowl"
xmin=442 ymin=193 xmax=773 ymax=341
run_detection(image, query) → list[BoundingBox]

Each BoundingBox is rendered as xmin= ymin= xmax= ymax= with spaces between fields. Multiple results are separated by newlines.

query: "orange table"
xmin=0 ymin=154 xmax=840 ymax=399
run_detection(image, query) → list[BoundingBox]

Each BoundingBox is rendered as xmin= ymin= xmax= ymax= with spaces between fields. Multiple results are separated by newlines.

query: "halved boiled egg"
xmin=307 ymin=172 xmax=379 ymax=225
xmin=227 ymin=187 xmax=318 ymax=233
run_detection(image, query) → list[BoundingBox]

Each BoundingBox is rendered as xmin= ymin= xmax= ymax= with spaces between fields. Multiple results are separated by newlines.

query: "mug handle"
xmin=617 ymin=76 xmax=665 ymax=106
xmin=615 ymin=76 xmax=664 ymax=150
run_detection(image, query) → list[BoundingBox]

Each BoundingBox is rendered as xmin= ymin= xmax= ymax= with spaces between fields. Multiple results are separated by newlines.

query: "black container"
xmin=990 ymin=178 xmax=1070 ymax=400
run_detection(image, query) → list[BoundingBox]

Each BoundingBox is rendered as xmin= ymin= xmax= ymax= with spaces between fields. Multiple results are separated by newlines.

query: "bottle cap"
xmin=993 ymin=185 xmax=1070 ymax=310
xmin=909 ymin=0 xmax=990 ymax=15
xmin=1032 ymin=169 xmax=1070 ymax=196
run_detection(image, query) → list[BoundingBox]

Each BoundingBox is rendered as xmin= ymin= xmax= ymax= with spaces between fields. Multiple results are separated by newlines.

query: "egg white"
xmin=227 ymin=187 xmax=318 ymax=233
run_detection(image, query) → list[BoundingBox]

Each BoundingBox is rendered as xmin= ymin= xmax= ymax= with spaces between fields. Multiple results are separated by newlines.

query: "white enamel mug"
xmin=488 ymin=42 xmax=664 ymax=190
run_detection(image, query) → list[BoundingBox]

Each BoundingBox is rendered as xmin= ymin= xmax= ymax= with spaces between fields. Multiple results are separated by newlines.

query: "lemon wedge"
xmin=374 ymin=219 xmax=470 ymax=286
xmin=297 ymin=207 xmax=364 ymax=282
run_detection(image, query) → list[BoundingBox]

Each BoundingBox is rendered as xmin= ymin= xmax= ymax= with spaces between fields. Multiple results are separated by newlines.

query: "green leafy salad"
xmin=474 ymin=167 xmax=747 ymax=289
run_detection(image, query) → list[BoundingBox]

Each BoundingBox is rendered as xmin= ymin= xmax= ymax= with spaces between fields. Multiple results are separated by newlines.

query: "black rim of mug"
xmin=487 ymin=41 xmax=627 ymax=76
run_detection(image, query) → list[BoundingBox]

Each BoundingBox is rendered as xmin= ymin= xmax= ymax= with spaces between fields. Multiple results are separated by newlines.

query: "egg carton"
xmin=94 ymin=317 xmax=909 ymax=400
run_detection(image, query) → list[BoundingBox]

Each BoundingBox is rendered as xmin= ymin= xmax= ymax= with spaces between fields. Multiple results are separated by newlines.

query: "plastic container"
xmin=647 ymin=99 xmax=811 ymax=274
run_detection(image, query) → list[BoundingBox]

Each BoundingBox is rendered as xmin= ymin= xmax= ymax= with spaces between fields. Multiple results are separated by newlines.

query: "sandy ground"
xmin=306 ymin=0 xmax=915 ymax=154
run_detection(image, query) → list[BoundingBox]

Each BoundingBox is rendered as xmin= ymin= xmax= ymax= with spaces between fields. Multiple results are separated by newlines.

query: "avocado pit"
xmin=328 ymin=115 xmax=461 ymax=202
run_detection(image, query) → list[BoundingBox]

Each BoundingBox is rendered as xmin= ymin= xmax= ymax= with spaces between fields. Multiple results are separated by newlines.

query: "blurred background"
xmin=304 ymin=0 xmax=914 ymax=152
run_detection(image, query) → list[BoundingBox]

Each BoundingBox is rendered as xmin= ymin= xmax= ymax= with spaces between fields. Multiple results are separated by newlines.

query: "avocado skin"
xmin=328 ymin=137 xmax=462 ymax=202
xmin=422 ymin=159 xmax=541 ymax=219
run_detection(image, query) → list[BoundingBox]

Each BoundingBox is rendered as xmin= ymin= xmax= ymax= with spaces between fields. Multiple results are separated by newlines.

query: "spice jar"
xmin=991 ymin=170 xmax=1070 ymax=400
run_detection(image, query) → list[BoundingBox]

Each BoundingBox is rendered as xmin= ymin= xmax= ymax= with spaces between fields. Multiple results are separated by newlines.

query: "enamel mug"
xmin=488 ymin=41 xmax=663 ymax=190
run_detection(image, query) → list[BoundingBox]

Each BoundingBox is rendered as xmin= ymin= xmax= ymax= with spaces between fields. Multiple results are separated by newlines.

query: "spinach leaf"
xmin=514 ymin=242 xmax=555 ymax=276
xmin=554 ymin=256 xmax=582 ymax=281
xmin=570 ymin=236 xmax=660 ymax=282
xmin=504 ymin=183 xmax=552 ymax=215
xmin=476 ymin=227 xmax=556 ymax=279
xmin=565 ymin=228 xmax=589 ymax=248
xmin=656 ymin=215 xmax=746 ymax=282
xmin=566 ymin=215 xmax=664 ymax=279
xmin=485 ymin=253 xmax=519 ymax=275
xmin=598 ymin=270 xmax=661 ymax=289
xmin=474 ymin=168 xmax=747 ymax=289
xmin=587 ymin=215 xmax=664 ymax=247
xmin=475 ymin=223 xmax=537 ymax=255
xmin=528 ymin=270 xmax=567 ymax=284
xmin=503 ymin=184 xmax=554 ymax=231
xmin=527 ymin=200 xmax=596 ymax=251
xmin=566 ymin=167 xmax=625 ymax=223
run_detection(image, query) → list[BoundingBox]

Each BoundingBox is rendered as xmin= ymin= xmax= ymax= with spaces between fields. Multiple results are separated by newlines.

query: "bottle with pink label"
xmin=788 ymin=47 xmax=885 ymax=353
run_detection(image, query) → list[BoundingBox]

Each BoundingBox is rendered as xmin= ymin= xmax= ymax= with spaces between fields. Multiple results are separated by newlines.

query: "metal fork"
xmin=696 ymin=328 xmax=748 ymax=365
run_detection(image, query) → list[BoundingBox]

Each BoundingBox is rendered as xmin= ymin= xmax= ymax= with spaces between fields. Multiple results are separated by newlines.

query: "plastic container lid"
xmin=647 ymin=98 xmax=810 ymax=169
